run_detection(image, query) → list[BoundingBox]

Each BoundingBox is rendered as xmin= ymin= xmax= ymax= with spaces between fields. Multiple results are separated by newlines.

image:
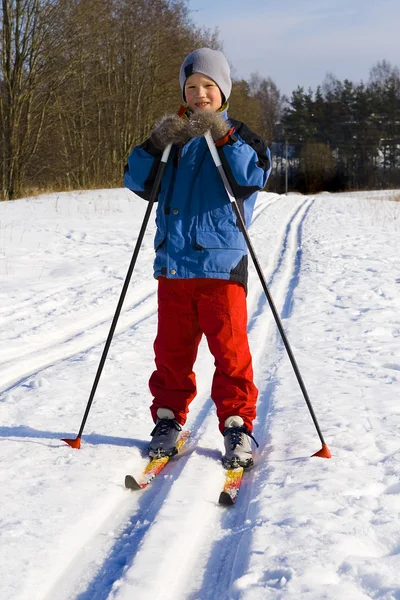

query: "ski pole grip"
xmin=204 ymin=132 xmax=222 ymax=166
xmin=204 ymin=132 xmax=238 ymax=206
xmin=161 ymin=143 xmax=172 ymax=163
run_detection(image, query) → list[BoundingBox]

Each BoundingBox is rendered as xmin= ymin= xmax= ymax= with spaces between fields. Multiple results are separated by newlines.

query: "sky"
xmin=187 ymin=0 xmax=400 ymax=98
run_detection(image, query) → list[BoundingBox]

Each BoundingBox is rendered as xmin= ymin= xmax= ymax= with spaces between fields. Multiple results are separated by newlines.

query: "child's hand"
xmin=188 ymin=112 xmax=231 ymax=141
xmin=150 ymin=114 xmax=189 ymax=149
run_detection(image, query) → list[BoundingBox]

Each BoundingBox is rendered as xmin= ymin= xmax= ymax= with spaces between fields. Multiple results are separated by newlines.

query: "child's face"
xmin=184 ymin=73 xmax=223 ymax=112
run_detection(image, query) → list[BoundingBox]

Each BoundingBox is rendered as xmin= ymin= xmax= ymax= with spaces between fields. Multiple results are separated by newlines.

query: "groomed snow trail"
xmin=79 ymin=196 xmax=314 ymax=600
xmin=35 ymin=192 xmax=309 ymax=600
xmin=0 ymin=190 xmax=399 ymax=600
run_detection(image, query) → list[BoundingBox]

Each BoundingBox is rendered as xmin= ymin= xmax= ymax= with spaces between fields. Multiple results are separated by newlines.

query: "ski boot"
xmin=222 ymin=416 xmax=259 ymax=469
xmin=148 ymin=408 xmax=182 ymax=458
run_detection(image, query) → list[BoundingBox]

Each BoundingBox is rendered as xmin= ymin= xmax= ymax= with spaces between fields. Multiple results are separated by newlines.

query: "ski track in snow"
xmin=36 ymin=194 xmax=314 ymax=600
xmin=0 ymin=285 xmax=157 ymax=393
xmin=1 ymin=189 xmax=399 ymax=600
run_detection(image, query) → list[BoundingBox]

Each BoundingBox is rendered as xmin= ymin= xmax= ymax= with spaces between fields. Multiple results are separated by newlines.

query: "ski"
xmin=125 ymin=430 xmax=190 ymax=490
xmin=219 ymin=466 xmax=244 ymax=505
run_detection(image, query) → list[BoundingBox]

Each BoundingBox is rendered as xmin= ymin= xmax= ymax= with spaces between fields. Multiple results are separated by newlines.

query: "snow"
xmin=0 ymin=188 xmax=399 ymax=600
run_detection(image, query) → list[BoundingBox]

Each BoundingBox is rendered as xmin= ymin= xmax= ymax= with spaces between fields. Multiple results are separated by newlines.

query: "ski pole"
xmin=62 ymin=144 xmax=173 ymax=449
xmin=204 ymin=132 xmax=331 ymax=458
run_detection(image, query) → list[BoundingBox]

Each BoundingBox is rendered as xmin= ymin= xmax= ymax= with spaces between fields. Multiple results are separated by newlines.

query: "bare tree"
xmin=229 ymin=79 xmax=261 ymax=133
xmin=1 ymin=0 xmax=221 ymax=197
xmin=30 ymin=0 xmax=219 ymax=191
xmin=0 ymin=0 xmax=70 ymax=199
xmin=248 ymin=73 xmax=283 ymax=142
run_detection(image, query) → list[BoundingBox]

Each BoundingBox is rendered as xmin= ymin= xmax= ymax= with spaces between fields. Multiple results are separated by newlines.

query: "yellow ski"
xmin=219 ymin=466 xmax=244 ymax=505
xmin=125 ymin=430 xmax=190 ymax=490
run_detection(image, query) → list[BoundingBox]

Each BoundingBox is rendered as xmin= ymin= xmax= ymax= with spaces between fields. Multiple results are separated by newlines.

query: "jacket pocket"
xmin=195 ymin=228 xmax=246 ymax=251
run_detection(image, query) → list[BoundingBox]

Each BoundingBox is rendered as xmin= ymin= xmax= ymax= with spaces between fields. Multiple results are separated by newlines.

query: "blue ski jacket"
xmin=124 ymin=110 xmax=271 ymax=290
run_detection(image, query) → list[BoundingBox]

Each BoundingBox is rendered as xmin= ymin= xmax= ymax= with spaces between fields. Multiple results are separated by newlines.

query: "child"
xmin=124 ymin=48 xmax=271 ymax=468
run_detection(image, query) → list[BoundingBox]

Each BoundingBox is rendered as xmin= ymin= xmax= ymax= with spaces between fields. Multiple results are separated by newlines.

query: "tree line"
xmin=273 ymin=61 xmax=400 ymax=193
xmin=1 ymin=0 xmax=399 ymax=199
xmin=0 ymin=0 xmax=221 ymax=199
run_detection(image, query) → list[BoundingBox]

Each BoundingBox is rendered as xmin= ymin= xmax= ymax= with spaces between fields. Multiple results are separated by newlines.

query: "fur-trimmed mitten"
xmin=188 ymin=111 xmax=231 ymax=141
xmin=150 ymin=114 xmax=190 ymax=150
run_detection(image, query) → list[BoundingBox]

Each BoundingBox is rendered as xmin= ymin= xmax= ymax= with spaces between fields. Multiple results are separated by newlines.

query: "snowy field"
xmin=0 ymin=188 xmax=399 ymax=600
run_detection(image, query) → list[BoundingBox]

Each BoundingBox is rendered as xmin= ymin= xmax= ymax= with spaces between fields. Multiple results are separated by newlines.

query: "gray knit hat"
xmin=179 ymin=48 xmax=232 ymax=103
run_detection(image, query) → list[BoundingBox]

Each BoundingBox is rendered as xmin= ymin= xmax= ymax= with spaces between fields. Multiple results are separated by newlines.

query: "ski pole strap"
xmin=215 ymin=126 xmax=236 ymax=147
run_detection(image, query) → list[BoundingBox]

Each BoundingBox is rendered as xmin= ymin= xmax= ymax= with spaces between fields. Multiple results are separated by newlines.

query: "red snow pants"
xmin=149 ymin=277 xmax=258 ymax=433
